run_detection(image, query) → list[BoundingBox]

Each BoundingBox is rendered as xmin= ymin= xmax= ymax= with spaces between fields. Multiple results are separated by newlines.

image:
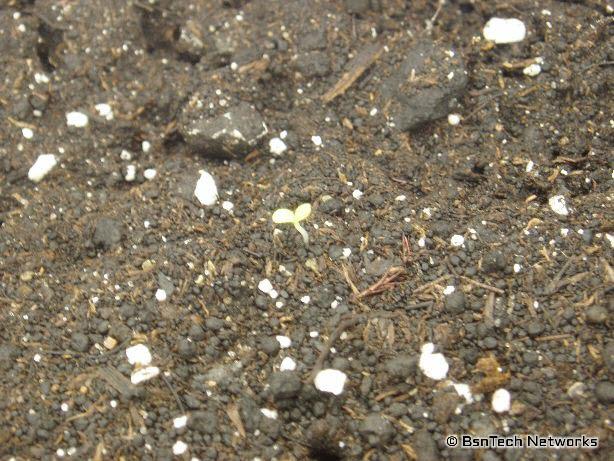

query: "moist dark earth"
xmin=1 ymin=0 xmax=613 ymax=460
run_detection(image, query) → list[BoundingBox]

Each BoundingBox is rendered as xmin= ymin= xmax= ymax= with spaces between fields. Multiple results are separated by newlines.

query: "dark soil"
xmin=1 ymin=0 xmax=612 ymax=460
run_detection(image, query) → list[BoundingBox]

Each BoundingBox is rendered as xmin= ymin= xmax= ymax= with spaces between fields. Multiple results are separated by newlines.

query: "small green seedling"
xmin=272 ymin=203 xmax=312 ymax=245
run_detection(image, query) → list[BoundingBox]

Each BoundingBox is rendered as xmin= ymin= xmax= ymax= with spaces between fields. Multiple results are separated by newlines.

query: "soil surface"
xmin=1 ymin=1 xmax=613 ymax=460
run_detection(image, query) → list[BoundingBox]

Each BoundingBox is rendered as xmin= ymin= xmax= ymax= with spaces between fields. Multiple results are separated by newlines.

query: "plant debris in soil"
xmin=1 ymin=0 xmax=613 ymax=460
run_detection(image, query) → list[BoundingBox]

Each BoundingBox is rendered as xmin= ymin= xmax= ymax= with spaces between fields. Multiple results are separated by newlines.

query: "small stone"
xmin=412 ymin=429 xmax=439 ymax=461
xmin=70 ymin=333 xmax=90 ymax=352
xmin=28 ymin=154 xmax=57 ymax=183
xmin=269 ymin=371 xmax=302 ymax=400
xmin=189 ymin=324 xmax=206 ymax=341
xmin=594 ymin=381 xmax=614 ymax=404
xmin=103 ymin=337 xmax=117 ymax=350
xmin=526 ymin=321 xmax=545 ymax=337
xmin=179 ymin=101 xmax=268 ymax=159
xmin=260 ymin=337 xmax=280 ymax=356
xmin=444 ymin=291 xmax=466 ymax=314
xmin=566 ymin=382 xmax=587 ymax=399
xmin=585 ymin=305 xmax=607 ymax=324
xmin=482 ymin=250 xmax=506 ymax=274
xmin=177 ymin=338 xmax=196 ymax=359
xmin=359 ymin=413 xmax=394 ymax=446
xmin=483 ymin=337 xmax=497 ymax=349
xmin=483 ymin=18 xmax=526 ymax=44
xmin=205 ymin=317 xmax=224 ymax=331
xmin=93 ymin=218 xmax=123 ymax=250
xmin=384 ymin=354 xmax=417 ymax=380
xmin=380 ymin=40 xmax=467 ymax=131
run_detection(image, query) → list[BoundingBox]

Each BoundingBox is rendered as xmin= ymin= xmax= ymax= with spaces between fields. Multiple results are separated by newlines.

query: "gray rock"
xmin=359 ymin=413 xmax=394 ymax=446
xmin=189 ymin=324 xmax=206 ymax=341
xmin=260 ymin=336 xmax=280 ymax=356
xmin=482 ymin=250 xmax=507 ymax=274
xmin=0 ymin=344 xmax=18 ymax=370
xmin=526 ymin=321 xmax=545 ymax=337
xmin=191 ymin=410 xmax=218 ymax=434
xmin=585 ymin=305 xmax=608 ymax=324
xmin=295 ymin=51 xmax=331 ymax=78
xmin=384 ymin=354 xmax=417 ymax=380
xmin=70 ymin=332 xmax=90 ymax=352
xmin=380 ymin=40 xmax=467 ymax=131
xmin=444 ymin=291 xmax=466 ymax=314
xmin=412 ymin=429 xmax=439 ymax=461
xmin=205 ymin=317 xmax=225 ymax=331
xmin=92 ymin=217 xmax=122 ymax=249
xmin=482 ymin=337 xmax=497 ymax=349
xmin=179 ymin=101 xmax=267 ymax=159
xmin=594 ymin=381 xmax=614 ymax=404
xmin=344 ymin=0 xmax=370 ymax=15
xmin=157 ymin=273 xmax=174 ymax=297
xmin=269 ymin=371 xmax=302 ymax=400
xmin=177 ymin=338 xmax=196 ymax=359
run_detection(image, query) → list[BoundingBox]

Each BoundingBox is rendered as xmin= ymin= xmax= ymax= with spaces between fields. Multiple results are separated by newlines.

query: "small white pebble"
xmin=452 ymin=383 xmax=474 ymax=403
xmin=300 ymin=295 xmax=310 ymax=304
xmin=125 ymin=165 xmax=136 ymax=182
xmin=173 ymin=415 xmax=188 ymax=429
xmin=222 ymin=201 xmax=234 ymax=212
xmin=352 ymin=189 xmax=363 ymax=200
xmin=22 ymin=127 xmax=34 ymax=139
xmin=492 ymin=388 xmax=511 ymax=413
xmin=28 ymin=154 xmax=57 ymax=183
xmin=447 ymin=113 xmax=461 ymax=126
xmin=33 ymin=353 xmax=42 ymax=363
xmin=126 ymin=344 xmax=152 ymax=366
xmin=143 ymin=168 xmax=157 ymax=180
xmin=34 ymin=72 xmax=49 ymax=84
xmin=526 ymin=160 xmax=535 ymax=172
xmin=66 ymin=111 xmax=89 ymax=127
xmin=419 ymin=343 xmax=449 ymax=381
xmin=95 ymin=103 xmax=114 ymax=121
xmin=483 ymin=18 xmax=527 ymax=44
xmin=280 ymin=357 xmax=297 ymax=371
xmin=309 ymin=331 xmax=319 ymax=338
xmin=369 ymin=107 xmax=378 ymax=116
xmin=443 ymin=285 xmax=455 ymax=295
xmin=120 ymin=149 xmax=132 ymax=160
xmin=513 ymin=263 xmax=522 ymax=273
xmin=131 ymin=366 xmax=160 ymax=385
xmin=548 ymin=195 xmax=569 ymax=216
xmin=110 ymin=400 xmax=118 ymax=408
xmin=260 ymin=408 xmax=278 ymax=419
xmin=314 ymin=369 xmax=347 ymax=395
xmin=194 ymin=170 xmax=218 ymax=206
xmin=276 ymin=335 xmax=291 ymax=349
xmin=172 ymin=440 xmax=188 ymax=456
xmin=311 ymin=135 xmax=322 ymax=147
xmin=269 ymin=137 xmax=287 ymax=156
xmin=155 ymin=288 xmax=167 ymax=302
xmin=395 ymin=195 xmax=406 ymax=201
xmin=450 ymin=234 xmax=465 ymax=247
xmin=142 ymin=140 xmax=151 ymax=153
xmin=330 ymin=299 xmax=339 ymax=309
xmin=258 ymin=279 xmax=273 ymax=294
xmin=60 ymin=402 xmax=69 ymax=412
xmin=523 ymin=63 xmax=542 ymax=77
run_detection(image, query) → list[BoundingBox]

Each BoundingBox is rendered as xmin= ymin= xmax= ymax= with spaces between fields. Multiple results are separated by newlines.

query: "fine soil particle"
xmin=1 ymin=1 xmax=613 ymax=460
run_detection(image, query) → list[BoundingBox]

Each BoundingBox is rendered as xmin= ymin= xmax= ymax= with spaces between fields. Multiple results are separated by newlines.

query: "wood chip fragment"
xmin=322 ymin=42 xmax=384 ymax=103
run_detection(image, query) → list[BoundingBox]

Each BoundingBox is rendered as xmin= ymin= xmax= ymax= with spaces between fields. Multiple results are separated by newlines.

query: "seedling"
xmin=272 ymin=203 xmax=312 ymax=245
